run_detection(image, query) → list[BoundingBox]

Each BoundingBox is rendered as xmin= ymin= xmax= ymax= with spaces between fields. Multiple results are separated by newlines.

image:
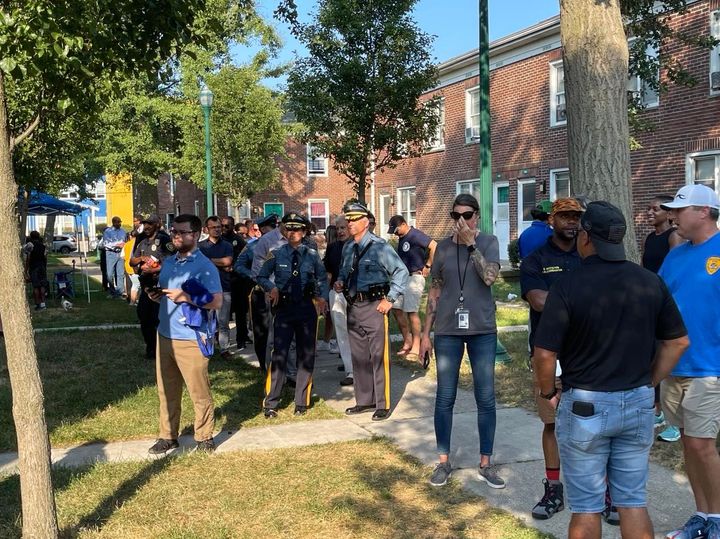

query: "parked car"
xmin=52 ymin=235 xmax=77 ymax=254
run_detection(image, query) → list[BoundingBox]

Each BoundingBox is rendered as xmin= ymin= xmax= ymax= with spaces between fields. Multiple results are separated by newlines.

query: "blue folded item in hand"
xmin=181 ymin=277 xmax=213 ymax=307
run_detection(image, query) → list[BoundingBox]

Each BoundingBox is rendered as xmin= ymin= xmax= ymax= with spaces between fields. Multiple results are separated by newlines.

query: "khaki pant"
xmin=157 ymin=335 xmax=215 ymax=441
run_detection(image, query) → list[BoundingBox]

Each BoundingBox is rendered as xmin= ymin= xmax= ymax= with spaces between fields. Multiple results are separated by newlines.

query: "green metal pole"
xmin=479 ymin=0 xmax=492 ymax=234
xmin=202 ymin=105 xmax=213 ymax=217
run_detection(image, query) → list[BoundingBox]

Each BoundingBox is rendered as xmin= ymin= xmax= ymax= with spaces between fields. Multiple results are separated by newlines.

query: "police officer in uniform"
xmin=257 ymin=213 xmax=328 ymax=417
xmin=130 ymin=214 xmax=174 ymax=360
xmin=336 ymin=203 xmax=408 ymax=421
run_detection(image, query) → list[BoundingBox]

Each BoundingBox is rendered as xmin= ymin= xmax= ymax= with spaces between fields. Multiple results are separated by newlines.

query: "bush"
xmin=508 ymin=238 xmax=520 ymax=268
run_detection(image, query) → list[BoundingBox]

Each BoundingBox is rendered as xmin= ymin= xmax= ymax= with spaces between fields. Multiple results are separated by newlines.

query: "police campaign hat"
xmin=256 ymin=214 xmax=278 ymax=228
xmin=580 ymin=201 xmax=626 ymax=261
xmin=281 ymin=212 xmax=307 ymax=231
xmin=344 ymin=202 xmax=370 ymax=222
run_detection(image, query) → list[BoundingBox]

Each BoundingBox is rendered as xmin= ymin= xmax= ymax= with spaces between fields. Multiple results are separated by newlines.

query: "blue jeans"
xmin=105 ymin=251 xmax=125 ymax=297
xmin=556 ymin=385 xmax=655 ymax=513
xmin=434 ymin=333 xmax=497 ymax=456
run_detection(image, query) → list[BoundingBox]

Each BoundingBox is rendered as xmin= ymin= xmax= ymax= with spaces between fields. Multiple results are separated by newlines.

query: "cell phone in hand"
xmin=147 ymin=286 xmax=164 ymax=295
xmin=423 ymin=350 xmax=431 ymax=370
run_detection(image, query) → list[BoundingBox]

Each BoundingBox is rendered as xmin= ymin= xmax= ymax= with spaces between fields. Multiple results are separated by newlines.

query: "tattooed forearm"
xmin=430 ymin=275 xmax=444 ymax=289
xmin=470 ymin=250 xmax=499 ymax=285
xmin=423 ymin=287 xmax=440 ymax=334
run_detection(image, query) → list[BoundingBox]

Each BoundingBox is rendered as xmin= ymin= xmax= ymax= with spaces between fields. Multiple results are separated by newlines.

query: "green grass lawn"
xmin=0 ymin=329 xmax=339 ymax=452
xmin=0 ymin=439 xmax=553 ymax=539
xmin=30 ymin=292 xmax=138 ymax=329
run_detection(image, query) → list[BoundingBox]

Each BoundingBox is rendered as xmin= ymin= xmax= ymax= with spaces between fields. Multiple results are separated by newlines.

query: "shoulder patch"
xmin=707 ymin=256 xmax=720 ymax=275
xmin=166 ymin=242 xmax=176 ymax=253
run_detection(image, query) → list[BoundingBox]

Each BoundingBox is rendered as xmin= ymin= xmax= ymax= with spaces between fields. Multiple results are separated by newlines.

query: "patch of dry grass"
xmin=0 ymin=439 xmax=553 ymax=539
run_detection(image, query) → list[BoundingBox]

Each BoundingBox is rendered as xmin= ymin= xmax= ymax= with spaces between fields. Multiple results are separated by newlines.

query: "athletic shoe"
xmin=195 ymin=438 xmax=215 ymax=452
xmin=329 ymin=339 xmax=339 ymax=354
xmin=429 ymin=462 xmax=452 ymax=487
xmin=531 ymin=479 xmax=564 ymax=519
xmin=705 ymin=517 xmax=720 ymax=539
xmin=602 ymin=488 xmax=620 ymax=526
xmin=665 ymin=515 xmax=708 ymax=538
xmin=658 ymin=425 xmax=681 ymax=442
xmin=478 ymin=465 xmax=506 ymax=489
xmin=655 ymin=410 xmax=666 ymax=428
xmin=148 ymin=438 xmax=179 ymax=455
xmin=316 ymin=340 xmax=330 ymax=351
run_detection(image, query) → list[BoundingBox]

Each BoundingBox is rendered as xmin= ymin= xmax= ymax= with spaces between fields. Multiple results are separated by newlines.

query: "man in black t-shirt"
xmin=534 ymin=201 xmax=689 ymax=539
xmin=221 ymin=216 xmax=250 ymax=349
xmin=520 ymin=197 xmax=583 ymax=520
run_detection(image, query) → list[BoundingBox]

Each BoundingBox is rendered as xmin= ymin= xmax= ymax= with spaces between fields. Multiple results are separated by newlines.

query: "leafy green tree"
xmin=277 ymin=0 xmax=440 ymax=203
xmin=0 ymin=2 xmax=208 ymax=536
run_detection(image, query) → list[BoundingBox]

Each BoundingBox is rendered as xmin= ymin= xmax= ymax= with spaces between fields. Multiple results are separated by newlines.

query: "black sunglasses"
xmin=450 ymin=210 xmax=476 ymax=221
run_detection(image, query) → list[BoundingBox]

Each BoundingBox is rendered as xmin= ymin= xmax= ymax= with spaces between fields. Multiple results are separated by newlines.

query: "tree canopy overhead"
xmin=277 ymin=0 xmax=440 ymax=203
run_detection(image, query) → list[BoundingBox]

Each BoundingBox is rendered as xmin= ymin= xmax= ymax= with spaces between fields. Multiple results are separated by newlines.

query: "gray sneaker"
xmin=478 ymin=465 xmax=506 ymax=489
xmin=429 ymin=462 xmax=452 ymax=487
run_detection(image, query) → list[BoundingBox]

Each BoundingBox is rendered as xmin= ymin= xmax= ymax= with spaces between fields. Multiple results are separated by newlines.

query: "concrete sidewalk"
xmin=1 ymin=341 xmax=694 ymax=538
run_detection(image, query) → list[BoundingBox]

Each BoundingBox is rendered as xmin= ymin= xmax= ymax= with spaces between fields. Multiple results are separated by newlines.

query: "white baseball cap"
xmin=661 ymin=184 xmax=720 ymax=210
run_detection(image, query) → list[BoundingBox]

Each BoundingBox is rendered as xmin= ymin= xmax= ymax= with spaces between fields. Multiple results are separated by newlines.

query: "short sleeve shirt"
xmin=658 ymin=232 xmax=720 ymax=376
xmin=518 ymin=221 xmax=553 ymax=259
xmin=199 ymin=238 xmax=234 ymax=292
xmin=397 ymin=228 xmax=432 ymax=273
xmin=520 ymin=237 xmax=581 ymax=349
xmin=534 ymin=256 xmax=687 ymax=392
xmin=158 ymin=249 xmax=222 ymax=341
xmin=430 ymin=233 xmax=500 ymax=336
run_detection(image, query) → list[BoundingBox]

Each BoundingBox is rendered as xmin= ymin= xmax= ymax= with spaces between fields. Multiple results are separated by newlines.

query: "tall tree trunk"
xmin=18 ymin=190 xmax=28 ymax=243
xmin=560 ymin=0 xmax=640 ymax=261
xmin=0 ymin=74 xmax=59 ymax=538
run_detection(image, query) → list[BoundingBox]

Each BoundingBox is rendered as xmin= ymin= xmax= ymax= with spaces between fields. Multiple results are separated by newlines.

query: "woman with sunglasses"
xmin=419 ymin=193 xmax=504 ymax=489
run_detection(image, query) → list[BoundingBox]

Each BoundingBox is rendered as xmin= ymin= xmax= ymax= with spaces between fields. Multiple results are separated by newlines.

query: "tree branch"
xmin=10 ymin=113 xmax=42 ymax=152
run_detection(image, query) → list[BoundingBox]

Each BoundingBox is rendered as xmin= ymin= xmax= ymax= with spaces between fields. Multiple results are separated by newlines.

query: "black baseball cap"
xmin=256 ymin=214 xmax=278 ymax=228
xmin=580 ymin=201 xmax=627 ymax=261
xmin=387 ymin=215 xmax=405 ymax=234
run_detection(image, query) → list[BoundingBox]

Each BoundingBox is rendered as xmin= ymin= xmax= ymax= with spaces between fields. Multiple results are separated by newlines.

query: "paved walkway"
xmin=0 ymin=341 xmax=694 ymax=538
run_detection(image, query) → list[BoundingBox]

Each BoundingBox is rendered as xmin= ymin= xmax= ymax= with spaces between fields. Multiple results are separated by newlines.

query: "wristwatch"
xmin=424 ymin=264 xmax=431 ymax=269
xmin=385 ymin=296 xmax=396 ymax=304
xmin=539 ymin=387 xmax=558 ymax=400
xmin=466 ymin=244 xmax=476 ymax=253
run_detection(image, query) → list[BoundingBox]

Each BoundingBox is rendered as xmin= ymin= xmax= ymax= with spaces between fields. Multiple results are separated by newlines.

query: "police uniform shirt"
xmin=338 ymin=231 xmax=408 ymax=302
xmin=257 ymin=243 xmax=329 ymax=300
xmin=133 ymin=231 xmax=175 ymax=273
xmin=520 ymin=237 xmax=581 ymax=349
xmin=251 ymin=227 xmax=287 ymax=279
xmin=534 ymin=256 xmax=687 ymax=392
xmin=234 ymin=241 xmax=256 ymax=280
xmin=222 ymin=232 xmax=246 ymax=262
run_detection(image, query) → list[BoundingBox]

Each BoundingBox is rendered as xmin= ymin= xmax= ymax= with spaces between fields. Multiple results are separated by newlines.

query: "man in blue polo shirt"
xmin=199 ymin=216 xmax=234 ymax=359
xmin=146 ymin=214 xmax=223 ymax=455
xmin=521 ymin=197 xmax=583 ymax=521
xmin=519 ymin=200 xmax=553 ymax=259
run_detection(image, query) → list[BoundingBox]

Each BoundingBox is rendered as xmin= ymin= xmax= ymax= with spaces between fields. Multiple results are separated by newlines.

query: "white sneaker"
xmin=329 ymin=339 xmax=339 ymax=354
xmin=316 ymin=340 xmax=330 ymax=351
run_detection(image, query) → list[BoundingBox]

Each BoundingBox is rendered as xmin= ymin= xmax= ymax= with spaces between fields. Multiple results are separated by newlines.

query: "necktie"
xmin=347 ymin=243 xmax=360 ymax=298
xmin=290 ymin=250 xmax=302 ymax=302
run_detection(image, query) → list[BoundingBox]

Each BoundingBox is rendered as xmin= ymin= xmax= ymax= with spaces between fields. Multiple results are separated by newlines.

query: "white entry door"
xmin=379 ymin=194 xmax=391 ymax=239
xmin=493 ymin=182 xmax=510 ymax=260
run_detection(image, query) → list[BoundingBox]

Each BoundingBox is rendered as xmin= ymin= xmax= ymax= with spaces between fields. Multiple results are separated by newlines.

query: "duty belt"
xmin=344 ymin=284 xmax=389 ymax=304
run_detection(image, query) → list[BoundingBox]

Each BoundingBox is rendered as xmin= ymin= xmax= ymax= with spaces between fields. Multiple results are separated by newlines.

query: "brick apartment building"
xmin=168 ymin=0 xmax=720 ymax=258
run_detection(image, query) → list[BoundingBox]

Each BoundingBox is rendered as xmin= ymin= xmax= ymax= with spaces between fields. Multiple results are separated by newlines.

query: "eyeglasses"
xmin=207 ymin=225 xmax=222 ymax=230
xmin=450 ymin=210 xmax=476 ymax=221
xmin=169 ymin=228 xmax=195 ymax=236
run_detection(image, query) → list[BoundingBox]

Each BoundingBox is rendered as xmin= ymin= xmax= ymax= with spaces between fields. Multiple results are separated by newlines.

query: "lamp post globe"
xmin=199 ymin=85 xmax=214 ymax=217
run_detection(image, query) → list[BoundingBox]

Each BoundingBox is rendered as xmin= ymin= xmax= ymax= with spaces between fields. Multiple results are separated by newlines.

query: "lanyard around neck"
xmin=456 ymin=240 xmax=471 ymax=304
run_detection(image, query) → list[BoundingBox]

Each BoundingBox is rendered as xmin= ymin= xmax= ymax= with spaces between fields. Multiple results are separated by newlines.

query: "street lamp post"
xmin=199 ymin=85 xmax=214 ymax=218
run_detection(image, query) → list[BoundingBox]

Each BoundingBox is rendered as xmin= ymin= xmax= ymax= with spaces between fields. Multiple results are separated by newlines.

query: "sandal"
xmin=405 ymin=352 xmax=419 ymax=362
xmin=397 ymin=346 xmax=412 ymax=356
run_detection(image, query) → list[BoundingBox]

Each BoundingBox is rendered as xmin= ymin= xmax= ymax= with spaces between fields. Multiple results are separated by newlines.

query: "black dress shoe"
xmin=340 ymin=376 xmax=354 ymax=386
xmin=294 ymin=406 xmax=307 ymax=416
xmin=372 ymin=409 xmax=391 ymax=421
xmin=264 ymin=408 xmax=278 ymax=418
xmin=287 ymin=378 xmax=296 ymax=388
xmin=345 ymin=404 xmax=375 ymax=415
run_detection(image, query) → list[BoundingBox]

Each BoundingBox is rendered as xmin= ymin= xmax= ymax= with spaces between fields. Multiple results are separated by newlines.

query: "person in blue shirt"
xmin=658 ymin=184 xmax=720 ymax=539
xmin=102 ymin=216 xmax=128 ymax=298
xmin=336 ymin=202 xmax=408 ymax=421
xmin=257 ymin=212 xmax=328 ymax=417
xmin=146 ymin=214 xmax=223 ymax=455
xmin=518 ymin=200 xmax=553 ymax=259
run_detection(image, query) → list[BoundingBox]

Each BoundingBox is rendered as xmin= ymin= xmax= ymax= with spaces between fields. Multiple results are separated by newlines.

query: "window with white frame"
xmin=550 ymin=169 xmax=571 ymax=200
xmin=687 ymin=152 xmax=719 ymax=193
xmin=627 ymin=38 xmax=659 ymax=107
xmin=456 ymin=179 xmax=481 ymax=200
xmin=397 ymin=187 xmax=416 ymax=227
xmin=58 ymin=189 xmax=78 ymax=199
xmin=465 ymin=87 xmax=480 ymax=142
xmin=426 ymin=98 xmax=445 ymax=150
xmin=518 ymin=180 xmax=537 ymax=232
xmin=549 ymin=61 xmax=566 ymax=126
xmin=308 ymin=199 xmax=329 ymax=231
xmin=306 ymin=145 xmax=328 ymax=176
xmin=711 ymin=11 xmax=720 ymax=94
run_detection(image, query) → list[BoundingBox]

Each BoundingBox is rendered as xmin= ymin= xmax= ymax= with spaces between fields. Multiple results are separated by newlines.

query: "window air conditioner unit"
xmin=711 ymin=70 xmax=720 ymax=91
xmin=465 ymin=126 xmax=481 ymax=140
xmin=556 ymin=103 xmax=566 ymax=122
